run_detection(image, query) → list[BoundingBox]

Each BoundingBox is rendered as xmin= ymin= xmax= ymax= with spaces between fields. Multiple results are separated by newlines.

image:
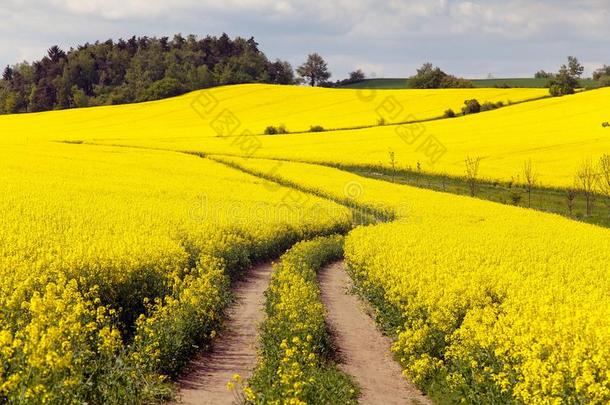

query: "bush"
xmin=549 ymin=84 xmax=569 ymax=97
xmin=409 ymin=63 xmax=473 ymax=88
xmin=310 ymin=125 xmax=325 ymax=132
xmin=444 ymin=109 xmax=456 ymax=118
xmin=264 ymin=124 xmax=289 ymax=135
xmin=480 ymin=102 xmax=495 ymax=112
xmin=440 ymin=75 xmax=474 ymax=88
xmin=462 ymin=99 xmax=481 ymax=115
xmin=548 ymin=70 xmax=578 ymax=97
xmin=480 ymin=101 xmax=504 ymax=112
xmin=264 ymin=126 xmax=278 ymax=135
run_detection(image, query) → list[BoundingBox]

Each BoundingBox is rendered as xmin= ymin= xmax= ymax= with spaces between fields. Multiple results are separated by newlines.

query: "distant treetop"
xmin=408 ymin=63 xmax=473 ymax=89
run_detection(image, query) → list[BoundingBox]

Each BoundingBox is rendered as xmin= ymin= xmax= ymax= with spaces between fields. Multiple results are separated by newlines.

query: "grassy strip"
xmin=245 ymin=235 xmax=359 ymax=404
xmin=342 ymin=164 xmax=610 ymax=228
xmin=212 ymin=151 xmax=610 ymax=229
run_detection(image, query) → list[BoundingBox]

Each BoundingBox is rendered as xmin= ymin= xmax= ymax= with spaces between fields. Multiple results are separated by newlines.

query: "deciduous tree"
xmin=297 ymin=53 xmax=331 ymax=87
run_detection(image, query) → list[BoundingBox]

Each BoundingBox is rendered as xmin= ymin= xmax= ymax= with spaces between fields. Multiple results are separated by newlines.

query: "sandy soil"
xmin=174 ymin=263 xmax=273 ymax=405
xmin=318 ymin=261 xmax=431 ymax=405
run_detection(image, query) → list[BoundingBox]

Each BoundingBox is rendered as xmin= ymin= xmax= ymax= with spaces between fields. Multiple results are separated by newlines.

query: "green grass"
xmin=337 ymin=164 xmax=610 ymax=229
xmin=339 ymin=77 xmax=600 ymax=89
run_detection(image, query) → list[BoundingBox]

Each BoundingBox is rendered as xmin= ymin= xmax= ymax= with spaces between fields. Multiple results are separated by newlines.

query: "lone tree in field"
xmin=567 ymin=56 xmax=584 ymax=78
xmin=575 ymin=159 xmax=597 ymax=216
xmin=465 ymin=156 xmax=482 ymax=197
xmin=297 ymin=53 xmax=331 ymax=86
xmin=548 ymin=56 xmax=583 ymax=96
xmin=523 ymin=159 xmax=538 ymax=208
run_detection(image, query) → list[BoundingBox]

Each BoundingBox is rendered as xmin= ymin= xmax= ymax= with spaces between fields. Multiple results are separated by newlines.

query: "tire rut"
xmin=175 ymin=263 xmax=273 ymax=405
xmin=318 ymin=261 xmax=431 ymax=405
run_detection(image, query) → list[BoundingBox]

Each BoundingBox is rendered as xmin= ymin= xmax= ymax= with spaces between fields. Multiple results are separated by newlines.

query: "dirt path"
xmin=175 ymin=263 xmax=273 ymax=405
xmin=318 ymin=261 xmax=431 ymax=405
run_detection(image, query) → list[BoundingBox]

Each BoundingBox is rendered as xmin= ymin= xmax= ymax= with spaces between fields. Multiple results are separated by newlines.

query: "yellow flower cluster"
xmin=248 ymin=236 xmax=358 ymax=404
xmin=0 ymin=142 xmax=351 ymax=403
xmin=220 ymin=157 xmax=610 ymax=403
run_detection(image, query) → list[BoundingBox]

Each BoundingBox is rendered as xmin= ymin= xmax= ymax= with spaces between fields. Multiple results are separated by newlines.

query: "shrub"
xmin=264 ymin=126 xmax=278 ymax=135
xmin=440 ymin=75 xmax=474 ymax=88
xmin=480 ymin=101 xmax=504 ymax=112
xmin=444 ymin=108 xmax=456 ymax=118
xmin=409 ymin=63 xmax=473 ymax=88
xmin=549 ymin=83 xmax=571 ymax=97
xmin=480 ymin=102 xmax=495 ymax=112
xmin=264 ymin=124 xmax=289 ymax=135
xmin=462 ymin=99 xmax=481 ymax=115
xmin=548 ymin=70 xmax=578 ymax=96
xmin=310 ymin=125 xmax=325 ymax=132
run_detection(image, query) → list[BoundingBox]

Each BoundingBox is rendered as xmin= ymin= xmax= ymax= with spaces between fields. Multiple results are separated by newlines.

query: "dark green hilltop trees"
xmin=0 ymin=34 xmax=296 ymax=114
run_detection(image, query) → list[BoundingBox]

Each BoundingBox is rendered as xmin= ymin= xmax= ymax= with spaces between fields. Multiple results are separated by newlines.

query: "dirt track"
xmin=318 ymin=261 xmax=431 ymax=405
xmin=175 ymin=263 xmax=272 ymax=405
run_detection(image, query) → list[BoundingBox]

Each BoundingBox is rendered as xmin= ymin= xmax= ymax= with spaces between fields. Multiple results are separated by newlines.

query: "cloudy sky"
xmin=1 ymin=0 xmax=609 ymax=79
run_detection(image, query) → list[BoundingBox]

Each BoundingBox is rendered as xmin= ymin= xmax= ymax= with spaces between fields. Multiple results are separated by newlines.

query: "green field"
xmin=339 ymin=77 xmax=600 ymax=89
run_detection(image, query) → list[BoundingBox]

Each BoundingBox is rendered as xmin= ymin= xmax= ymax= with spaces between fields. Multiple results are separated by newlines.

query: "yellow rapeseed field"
xmin=0 ymin=142 xmax=351 ymax=403
xmin=217 ymin=156 xmax=610 ymax=404
xmin=105 ymin=86 xmax=608 ymax=189
xmin=0 ymin=83 xmax=546 ymax=143
xmin=1 ymin=82 xmax=609 ymax=403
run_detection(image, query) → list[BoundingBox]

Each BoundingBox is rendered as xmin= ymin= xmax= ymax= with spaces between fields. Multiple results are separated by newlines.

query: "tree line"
xmin=2 ymin=33 xmax=607 ymax=116
xmin=0 ymin=33 xmax=301 ymax=114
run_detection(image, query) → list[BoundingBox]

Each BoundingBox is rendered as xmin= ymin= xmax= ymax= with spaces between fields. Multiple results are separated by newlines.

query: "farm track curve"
xmin=319 ymin=261 xmax=431 ymax=405
xmin=175 ymin=263 xmax=272 ymax=405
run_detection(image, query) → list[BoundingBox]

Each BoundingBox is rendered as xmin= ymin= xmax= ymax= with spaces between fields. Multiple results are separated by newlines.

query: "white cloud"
xmin=0 ymin=0 xmax=609 ymax=77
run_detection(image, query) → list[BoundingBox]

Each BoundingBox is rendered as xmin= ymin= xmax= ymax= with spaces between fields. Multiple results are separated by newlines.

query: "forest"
xmin=0 ymin=33 xmax=294 ymax=114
